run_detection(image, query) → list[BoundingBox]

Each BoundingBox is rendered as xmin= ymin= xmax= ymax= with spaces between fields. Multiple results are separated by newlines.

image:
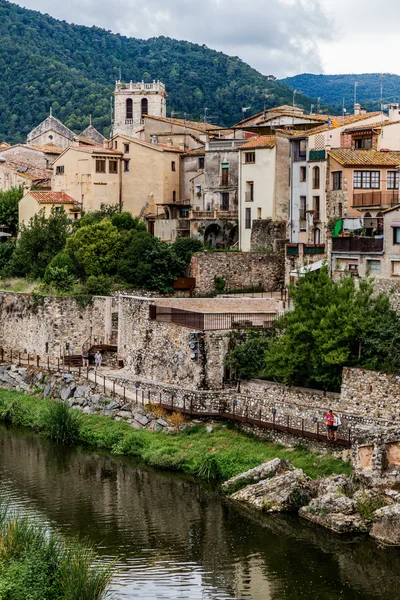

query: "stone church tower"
xmin=112 ymin=80 xmax=167 ymax=138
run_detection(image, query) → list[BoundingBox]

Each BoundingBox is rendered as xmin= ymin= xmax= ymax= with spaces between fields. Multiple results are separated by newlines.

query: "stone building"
xmin=0 ymin=143 xmax=63 ymax=171
xmin=27 ymin=110 xmax=78 ymax=149
xmin=0 ymin=159 xmax=51 ymax=193
xmin=112 ymin=80 xmax=167 ymax=139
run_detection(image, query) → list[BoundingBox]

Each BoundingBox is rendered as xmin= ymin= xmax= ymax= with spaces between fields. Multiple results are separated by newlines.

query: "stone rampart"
xmin=189 ymin=252 xmax=284 ymax=296
xmin=0 ymin=292 xmax=117 ymax=358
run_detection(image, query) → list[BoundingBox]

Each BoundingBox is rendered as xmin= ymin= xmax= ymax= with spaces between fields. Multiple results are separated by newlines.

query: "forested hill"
xmin=0 ymin=0 xmax=324 ymax=144
xmin=280 ymin=73 xmax=400 ymax=113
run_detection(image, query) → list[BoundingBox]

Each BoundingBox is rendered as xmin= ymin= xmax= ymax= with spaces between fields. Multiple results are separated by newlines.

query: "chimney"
xmin=389 ymin=103 xmax=400 ymax=122
xmin=103 ymin=139 xmax=109 ymax=149
xmin=354 ymin=103 xmax=361 ymax=116
xmin=359 ymin=107 xmax=367 ymax=115
xmin=166 ymin=137 xmax=173 ymax=147
xmin=23 ymin=184 xmax=31 ymax=196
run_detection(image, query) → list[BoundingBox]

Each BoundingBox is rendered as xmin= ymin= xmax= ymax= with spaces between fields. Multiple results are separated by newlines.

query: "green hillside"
xmin=280 ymin=73 xmax=400 ymax=112
xmin=0 ymin=0 xmax=327 ymax=144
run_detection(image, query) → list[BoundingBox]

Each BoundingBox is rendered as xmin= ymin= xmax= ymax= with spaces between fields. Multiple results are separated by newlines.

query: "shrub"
xmin=214 ymin=276 xmax=226 ymax=294
xmin=44 ymin=401 xmax=81 ymax=444
xmin=194 ymin=454 xmax=221 ymax=481
xmin=82 ymin=275 xmax=112 ymax=297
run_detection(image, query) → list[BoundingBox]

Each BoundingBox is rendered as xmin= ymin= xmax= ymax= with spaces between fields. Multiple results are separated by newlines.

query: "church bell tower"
xmin=112 ymin=80 xmax=167 ymax=138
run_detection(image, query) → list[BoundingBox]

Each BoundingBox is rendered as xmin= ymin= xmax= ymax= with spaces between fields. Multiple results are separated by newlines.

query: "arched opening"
xmin=204 ymin=223 xmax=222 ymax=248
xmin=229 ymin=225 xmax=239 ymax=247
xmin=314 ymin=227 xmax=321 ymax=245
xmin=141 ymin=98 xmax=148 ymax=118
xmin=312 ymin=166 xmax=320 ymax=189
xmin=364 ymin=211 xmax=373 ymax=237
xmin=376 ymin=211 xmax=384 ymax=235
xmin=126 ymin=98 xmax=133 ymax=120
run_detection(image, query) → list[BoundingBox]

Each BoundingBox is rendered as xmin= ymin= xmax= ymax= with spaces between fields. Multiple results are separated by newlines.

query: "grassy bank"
xmin=0 ymin=389 xmax=352 ymax=481
xmin=0 ymin=497 xmax=114 ymax=600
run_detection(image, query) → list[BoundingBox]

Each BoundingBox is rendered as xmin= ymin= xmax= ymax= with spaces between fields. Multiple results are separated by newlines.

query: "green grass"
xmin=0 ymin=497 xmax=115 ymax=600
xmin=0 ymin=389 xmax=352 ymax=482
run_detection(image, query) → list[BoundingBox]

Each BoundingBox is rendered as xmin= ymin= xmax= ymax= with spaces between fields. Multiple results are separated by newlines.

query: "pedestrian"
xmin=325 ymin=408 xmax=335 ymax=441
xmin=333 ymin=413 xmax=341 ymax=442
xmin=95 ymin=351 xmax=102 ymax=369
xmin=82 ymin=346 xmax=89 ymax=368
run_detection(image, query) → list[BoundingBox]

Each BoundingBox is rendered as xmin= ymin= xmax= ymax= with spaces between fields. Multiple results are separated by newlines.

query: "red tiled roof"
xmin=240 ymin=135 xmax=276 ymax=150
xmin=30 ymin=191 xmax=77 ymax=204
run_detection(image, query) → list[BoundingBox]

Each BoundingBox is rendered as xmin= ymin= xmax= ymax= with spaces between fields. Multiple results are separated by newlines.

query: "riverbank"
xmin=0 ymin=389 xmax=352 ymax=481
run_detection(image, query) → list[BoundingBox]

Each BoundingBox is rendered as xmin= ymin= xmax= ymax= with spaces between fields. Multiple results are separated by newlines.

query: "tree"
xmin=172 ymin=237 xmax=203 ymax=266
xmin=263 ymin=267 xmax=400 ymax=392
xmin=116 ymin=231 xmax=184 ymax=292
xmin=65 ymin=219 xmax=122 ymax=278
xmin=0 ymin=186 xmax=23 ymax=236
xmin=10 ymin=208 xmax=70 ymax=279
xmin=43 ymin=252 xmax=77 ymax=292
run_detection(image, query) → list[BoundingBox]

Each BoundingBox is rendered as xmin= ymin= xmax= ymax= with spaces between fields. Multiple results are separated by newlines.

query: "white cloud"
xmin=14 ymin=0 xmax=332 ymax=77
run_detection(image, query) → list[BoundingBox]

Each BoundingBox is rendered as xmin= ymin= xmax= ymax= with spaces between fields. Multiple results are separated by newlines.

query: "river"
xmin=0 ymin=423 xmax=399 ymax=599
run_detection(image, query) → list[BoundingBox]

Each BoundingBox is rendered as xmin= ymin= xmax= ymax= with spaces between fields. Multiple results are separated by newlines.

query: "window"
xmin=312 ymin=166 xmax=320 ymax=189
xmin=354 ymin=170 xmax=380 ymax=189
xmin=300 ymin=166 xmax=307 ymax=182
xmin=55 ymin=206 xmax=61 ymax=213
xmin=55 ymin=165 xmax=64 ymax=175
xmin=355 ymin=137 xmax=372 ymax=150
xmin=95 ymin=159 xmax=106 ymax=173
xmin=221 ymin=163 xmax=229 ymax=186
xmin=126 ymin=98 xmax=133 ymax=120
xmin=293 ymin=139 xmax=307 ymax=161
xmin=172 ymin=191 xmax=176 ymax=202
xmin=314 ymin=227 xmax=321 ymax=244
xmin=195 ymin=184 xmax=201 ymax=195
xmin=245 ymin=207 xmax=251 ymax=229
xmin=245 ymin=152 xmax=255 ymax=164
xmin=123 ymin=160 xmax=130 ymax=172
xmin=392 ymin=261 xmax=400 ymax=276
xmin=114 ymin=141 xmax=118 ymax=149
xmin=124 ymin=143 xmax=130 ymax=154
xmin=338 ymin=202 xmax=343 ymax=218
xmin=367 ymin=260 xmax=381 ymax=274
xmin=333 ymin=171 xmax=342 ymax=190
xmin=313 ymin=196 xmax=320 ymax=220
xmin=245 ymin=181 xmax=254 ymax=202
xmin=388 ymin=171 xmax=399 ymax=189
xmin=393 ymin=227 xmax=400 ymax=245
xmin=198 ymin=157 xmax=205 ymax=170
xmin=221 ymin=192 xmax=229 ymax=210
xmin=141 ymin=98 xmax=148 ymax=118
xmin=109 ymin=160 xmax=118 ymax=174
xmin=171 ymin=161 xmax=176 ymax=172
xmin=257 ymin=207 xmax=262 ymax=219
xmin=299 ymin=196 xmax=306 ymax=220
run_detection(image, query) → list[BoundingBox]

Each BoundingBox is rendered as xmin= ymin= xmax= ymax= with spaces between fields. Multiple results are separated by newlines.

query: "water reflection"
xmin=0 ymin=424 xmax=398 ymax=599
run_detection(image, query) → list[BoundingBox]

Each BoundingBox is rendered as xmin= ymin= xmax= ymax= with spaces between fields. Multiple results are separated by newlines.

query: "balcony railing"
xmin=332 ymin=237 xmax=384 ymax=253
xmin=353 ymin=191 xmax=400 ymax=208
xmin=309 ymin=149 xmax=326 ymax=162
xmin=190 ymin=210 xmax=238 ymax=220
xmin=286 ymin=244 xmax=299 ymax=255
xmin=149 ymin=306 xmax=277 ymax=330
xmin=304 ymin=244 xmax=325 ymax=255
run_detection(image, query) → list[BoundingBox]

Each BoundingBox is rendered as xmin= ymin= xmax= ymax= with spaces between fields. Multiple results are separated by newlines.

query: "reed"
xmin=44 ymin=400 xmax=81 ymax=444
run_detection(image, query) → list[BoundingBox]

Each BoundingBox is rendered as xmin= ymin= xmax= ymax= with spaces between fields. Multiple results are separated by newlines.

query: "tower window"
xmin=141 ymin=98 xmax=148 ymax=118
xmin=126 ymin=98 xmax=133 ymax=120
xmin=171 ymin=161 xmax=176 ymax=172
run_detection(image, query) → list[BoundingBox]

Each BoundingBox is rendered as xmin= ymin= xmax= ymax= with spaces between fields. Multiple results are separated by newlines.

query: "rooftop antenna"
xmin=317 ymin=97 xmax=321 ymax=113
xmin=354 ymin=82 xmax=359 ymax=106
xmin=50 ymin=106 xmax=53 ymax=117
xmin=89 ymin=114 xmax=92 ymax=126
xmin=118 ymin=67 xmax=122 ymax=81
xmin=204 ymin=107 xmax=209 ymax=124
xmin=242 ymin=106 xmax=251 ymax=120
xmin=293 ymin=90 xmax=297 ymax=108
xmin=110 ymin=96 xmax=113 ymax=128
xmin=342 ymin=98 xmax=346 ymax=117
xmin=310 ymin=104 xmax=314 ymax=116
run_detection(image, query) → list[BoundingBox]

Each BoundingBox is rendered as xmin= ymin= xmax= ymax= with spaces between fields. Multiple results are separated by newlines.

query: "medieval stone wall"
xmin=250 ymin=219 xmax=287 ymax=251
xmin=0 ymin=292 xmax=116 ymax=358
xmin=189 ymin=251 xmax=285 ymax=295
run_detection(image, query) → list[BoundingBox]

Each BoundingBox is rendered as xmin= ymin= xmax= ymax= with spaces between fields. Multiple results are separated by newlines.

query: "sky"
xmin=12 ymin=0 xmax=400 ymax=78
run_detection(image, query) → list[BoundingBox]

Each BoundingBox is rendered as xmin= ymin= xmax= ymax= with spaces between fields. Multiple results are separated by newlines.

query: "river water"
xmin=0 ymin=424 xmax=399 ymax=600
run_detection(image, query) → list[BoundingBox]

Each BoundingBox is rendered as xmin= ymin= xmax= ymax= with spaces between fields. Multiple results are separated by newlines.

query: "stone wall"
xmin=0 ymin=292 xmax=117 ymax=358
xmin=117 ymin=296 xmax=230 ymax=390
xmin=189 ymin=252 xmax=285 ymax=296
xmin=373 ymin=279 xmax=400 ymax=312
xmin=250 ymin=219 xmax=287 ymax=251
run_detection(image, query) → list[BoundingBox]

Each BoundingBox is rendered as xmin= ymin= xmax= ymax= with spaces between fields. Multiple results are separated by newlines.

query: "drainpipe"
xmin=289 ymin=142 xmax=294 ymax=243
xmin=119 ymin=156 xmax=123 ymax=211
xmin=238 ymin=151 xmax=242 ymax=250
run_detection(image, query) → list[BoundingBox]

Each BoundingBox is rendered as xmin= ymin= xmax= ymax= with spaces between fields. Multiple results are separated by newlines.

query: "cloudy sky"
xmin=13 ymin=0 xmax=400 ymax=78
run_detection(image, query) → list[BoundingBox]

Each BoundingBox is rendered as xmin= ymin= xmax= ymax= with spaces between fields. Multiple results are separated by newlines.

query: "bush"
xmin=194 ymin=454 xmax=221 ymax=481
xmin=172 ymin=237 xmax=203 ymax=264
xmin=66 ymin=219 xmax=122 ymax=278
xmin=111 ymin=212 xmax=146 ymax=232
xmin=83 ymin=275 xmax=112 ymax=297
xmin=44 ymin=401 xmax=81 ymax=444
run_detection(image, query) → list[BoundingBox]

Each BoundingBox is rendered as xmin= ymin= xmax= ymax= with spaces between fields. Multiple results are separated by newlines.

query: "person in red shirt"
xmin=325 ymin=409 xmax=335 ymax=441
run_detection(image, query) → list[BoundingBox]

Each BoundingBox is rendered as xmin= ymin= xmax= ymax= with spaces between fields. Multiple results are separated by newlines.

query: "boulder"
xmin=74 ymin=385 xmax=90 ymax=399
xmin=157 ymin=418 xmax=169 ymax=428
xmin=43 ymin=383 xmax=52 ymax=397
xmin=231 ymin=468 xmax=315 ymax=512
xmin=370 ymin=504 xmax=400 ymax=545
xmin=299 ymin=493 xmax=369 ymax=534
xmin=134 ymin=413 xmax=149 ymax=427
xmin=222 ymin=458 xmax=293 ymax=494
xmin=318 ymin=474 xmax=351 ymax=496
xmin=60 ymin=385 xmax=74 ymax=401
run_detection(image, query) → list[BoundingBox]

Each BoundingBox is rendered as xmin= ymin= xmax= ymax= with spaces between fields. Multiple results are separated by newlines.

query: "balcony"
xmin=309 ymin=149 xmax=326 ymax=162
xmin=286 ymin=244 xmax=299 ymax=256
xmin=304 ymin=244 xmax=325 ymax=255
xmin=353 ymin=191 xmax=399 ymax=208
xmin=332 ymin=237 xmax=384 ymax=253
xmin=190 ymin=210 xmax=238 ymax=220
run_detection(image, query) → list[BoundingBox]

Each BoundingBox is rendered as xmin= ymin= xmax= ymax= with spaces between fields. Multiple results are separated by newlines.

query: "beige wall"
xmin=28 ymin=128 xmax=71 ymax=149
xmin=113 ymin=135 xmax=181 ymax=216
xmin=52 ymin=148 xmax=121 ymax=212
xmin=19 ymin=193 xmax=79 ymax=228
xmin=0 ymin=165 xmax=31 ymax=193
xmin=239 ymin=146 xmax=277 ymax=251
xmin=181 ymin=154 xmax=205 ymax=209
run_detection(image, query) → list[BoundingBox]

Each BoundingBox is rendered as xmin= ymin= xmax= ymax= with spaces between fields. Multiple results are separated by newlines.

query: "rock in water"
xmin=370 ymin=504 xmax=400 ymax=545
xmin=231 ymin=468 xmax=315 ymax=512
xmin=222 ymin=458 xmax=293 ymax=494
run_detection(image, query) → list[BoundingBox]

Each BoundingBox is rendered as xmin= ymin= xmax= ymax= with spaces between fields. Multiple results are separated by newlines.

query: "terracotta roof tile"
xmin=144 ymin=115 xmax=221 ymax=132
xmin=328 ymin=148 xmax=400 ymax=167
xmin=0 ymin=160 xmax=52 ymax=180
xmin=30 ymin=191 xmax=78 ymax=204
xmin=240 ymin=135 xmax=276 ymax=150
xmin=184 ymin=147 xmax=206 ymax=156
